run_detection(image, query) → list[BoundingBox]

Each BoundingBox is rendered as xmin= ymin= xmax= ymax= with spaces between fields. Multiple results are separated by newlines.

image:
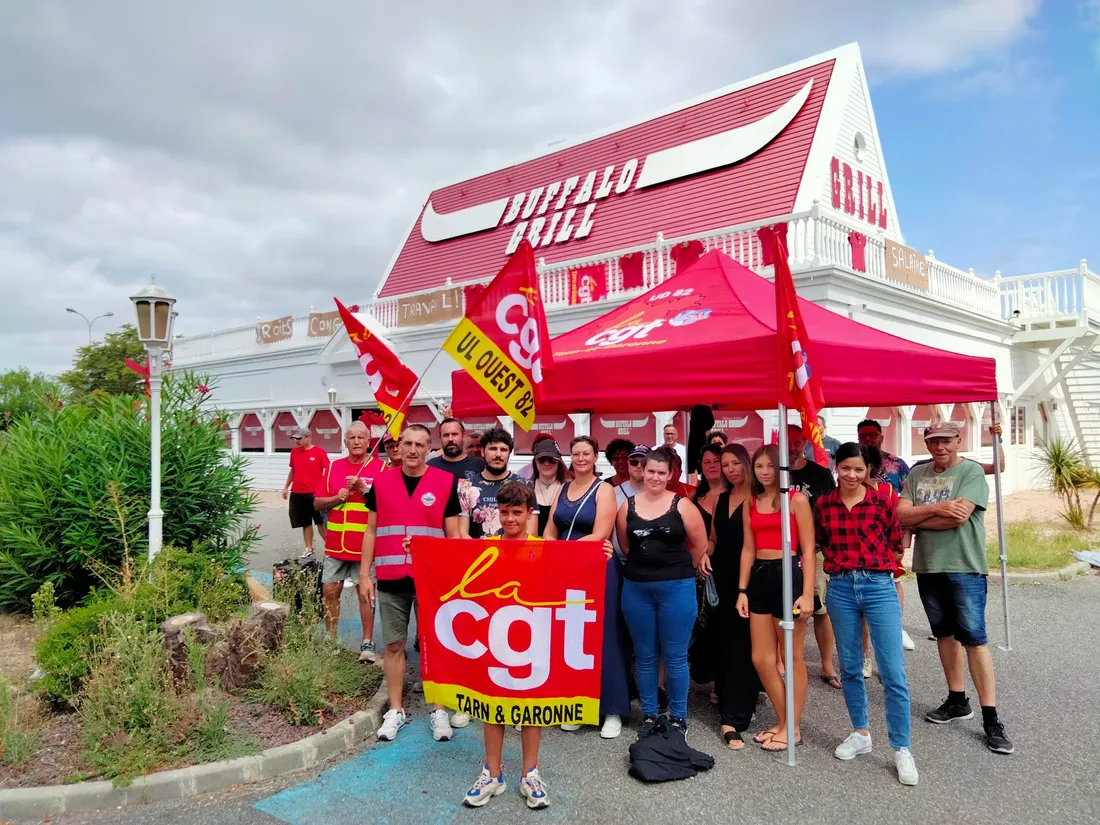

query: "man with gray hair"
xmin=314 ymin=421 xmax=386 ymax=663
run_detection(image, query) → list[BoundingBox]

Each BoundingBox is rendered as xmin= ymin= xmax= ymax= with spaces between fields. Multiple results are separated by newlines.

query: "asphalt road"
xmin=28 ymin=503 xmax=1100 ymax=825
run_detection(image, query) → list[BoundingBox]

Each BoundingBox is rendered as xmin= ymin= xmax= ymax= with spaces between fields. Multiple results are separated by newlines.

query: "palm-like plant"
xmin=1034 ymin=438 xmax=1099 ymax=529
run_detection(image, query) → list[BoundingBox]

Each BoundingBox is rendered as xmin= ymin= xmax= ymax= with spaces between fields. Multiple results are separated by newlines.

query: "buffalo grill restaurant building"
xmin=172 ymin=43 xmax=1094 ymax=492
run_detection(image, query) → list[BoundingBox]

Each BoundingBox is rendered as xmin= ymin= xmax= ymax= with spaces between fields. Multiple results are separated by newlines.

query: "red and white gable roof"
xmin=376 ymin=42 xmax=901 ymax=299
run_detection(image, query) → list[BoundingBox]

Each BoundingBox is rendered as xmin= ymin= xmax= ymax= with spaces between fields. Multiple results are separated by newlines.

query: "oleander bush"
xmin=0 ymin=371 xmax=258 ymax=612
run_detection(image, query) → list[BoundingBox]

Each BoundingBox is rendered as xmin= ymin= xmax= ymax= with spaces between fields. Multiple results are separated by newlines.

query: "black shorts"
xmin=289 ymin=492 xmax=324 ymax=529
xmin=747 ymin=558 xmax=804 ymax=620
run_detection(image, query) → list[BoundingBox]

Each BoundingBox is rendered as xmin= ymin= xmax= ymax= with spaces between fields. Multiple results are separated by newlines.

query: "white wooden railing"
xmin=171 ymin=205 xmax=1089 ymax=366
xmin=997 ymin=261 xmax=1098 ymax=318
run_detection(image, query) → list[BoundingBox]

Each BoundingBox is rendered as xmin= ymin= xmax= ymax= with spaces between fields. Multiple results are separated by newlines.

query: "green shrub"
xmin=0 ymin=371 xmax=258 ymax=612
xmin=252 ymin=641 xmax=372 ymax=726
xmin=34 ymin=597 xmax=127 ymax=704
xmin=35 ymin=546 xmax=249 ymax=704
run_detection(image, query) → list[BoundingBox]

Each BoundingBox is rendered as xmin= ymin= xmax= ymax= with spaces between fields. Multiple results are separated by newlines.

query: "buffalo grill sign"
xmin=420 ymin=80 xmax=815 ymax=257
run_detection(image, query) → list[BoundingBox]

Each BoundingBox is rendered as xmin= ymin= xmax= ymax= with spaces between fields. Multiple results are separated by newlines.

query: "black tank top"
xmin=623 ymin=495 xmax=695 ymax=583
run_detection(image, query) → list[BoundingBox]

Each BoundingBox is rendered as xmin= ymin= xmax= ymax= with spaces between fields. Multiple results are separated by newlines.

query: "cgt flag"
xmin=334 ymin=297 xmax=418 ymax=438
xmin=411 ymin=537 xmax=606 ymax=727
xmin=568 ymin=263 xmax=607 ymax=305
xmin=442 ymin=240 xmax=554 ymax=431
xmin=760 ymin=224 xmax=829 ymax=466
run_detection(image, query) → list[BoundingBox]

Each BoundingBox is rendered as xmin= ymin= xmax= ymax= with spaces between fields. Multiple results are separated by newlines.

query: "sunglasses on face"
xmin=628 ymin=457 xmax=645 ymax=466
xmin=536 ymin=456 xmax=559 ymax=465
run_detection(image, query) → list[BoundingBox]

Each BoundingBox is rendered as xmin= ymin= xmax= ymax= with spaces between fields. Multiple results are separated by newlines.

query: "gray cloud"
xmin=0 ymin=0 xmax=1040 ymax=373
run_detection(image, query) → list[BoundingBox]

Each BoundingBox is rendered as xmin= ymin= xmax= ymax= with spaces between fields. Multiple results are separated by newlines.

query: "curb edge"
xmin=988 ymin=561 xmax=1091 ymax=584
xmin=0 ymin=681 xmax=387 ymax=819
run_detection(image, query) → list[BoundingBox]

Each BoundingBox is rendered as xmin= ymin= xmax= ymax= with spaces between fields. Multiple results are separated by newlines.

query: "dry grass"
xmin=0 ymin=615 xmax=36 ymax=686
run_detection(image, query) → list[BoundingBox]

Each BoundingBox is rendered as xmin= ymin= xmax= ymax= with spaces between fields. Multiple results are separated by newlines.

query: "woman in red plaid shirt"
xmin=814 ymin=443 xmax=918 ymax=787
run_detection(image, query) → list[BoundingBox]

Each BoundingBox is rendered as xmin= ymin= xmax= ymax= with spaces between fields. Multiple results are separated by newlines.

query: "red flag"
xmin=568 ymin=263 xmax=607 ymax=305
xmin=759 ymin=224 xmax=828 ymax=466
xmin=334 ymin=298 xmax=418 ymax=438
xmin=443 ymin=240 xmax=554 ymax=431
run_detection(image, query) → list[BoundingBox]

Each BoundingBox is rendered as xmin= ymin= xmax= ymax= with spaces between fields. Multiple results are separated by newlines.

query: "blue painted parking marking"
xmin=254 ymin=719 xmax=570 ymax=824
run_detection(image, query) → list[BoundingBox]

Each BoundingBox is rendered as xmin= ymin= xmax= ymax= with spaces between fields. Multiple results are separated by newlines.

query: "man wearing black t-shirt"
xmin=428 ymin=417 xmax=485 ymax=482
xmin=786 ymin=425 xmax=841 ymax=688
xmin=360 ymin=424 xmax=466 ymax=743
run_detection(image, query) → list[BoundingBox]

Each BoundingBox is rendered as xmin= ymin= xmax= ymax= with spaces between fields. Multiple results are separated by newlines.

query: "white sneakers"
xmin=464 ymin=765 xmax=549 ymax=809
xmin=835 ymin=731 xmax=919 ymax=786
xmin=379 ymin=708 xmax=467 ymax=742
xmin=560 ymin=723 xmax=581 ymax=731
xmin=901 ymin=629 xmax=916 ymax=651
xmin=834 ymin=730 xmax=873 ymax=760
xmin=600 ymin=715 xmax=622 ymax=739
xmin=463 ymin=765 xmax=506 ymax=807
xmin=430 ymin=708 xmax=454 ymax=741
xmin=376 ymin=708 xmax=407 ymax=741
xmin=895 ymin=748 xmax=919 ymax=785
xmin=520 ymin=766 xmax=550 ymax=809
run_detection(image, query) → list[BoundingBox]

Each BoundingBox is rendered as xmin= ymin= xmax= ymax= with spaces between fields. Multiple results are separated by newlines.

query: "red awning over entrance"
xmin=452 ymin=250 xmax=997 ymax=415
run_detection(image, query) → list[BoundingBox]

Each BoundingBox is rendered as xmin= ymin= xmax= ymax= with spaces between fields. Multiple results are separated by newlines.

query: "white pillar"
xmin=146 ymin=348 xmax=166 ymax=563
xmin=569 ymin=413 xmax=590 ymax=438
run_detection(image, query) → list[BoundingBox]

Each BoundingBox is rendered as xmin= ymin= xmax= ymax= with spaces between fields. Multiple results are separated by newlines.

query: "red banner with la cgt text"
xmin=411 ymin=538 xmax=606 ymax=727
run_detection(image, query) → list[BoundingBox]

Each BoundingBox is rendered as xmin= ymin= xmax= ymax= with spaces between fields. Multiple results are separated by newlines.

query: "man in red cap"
xmin=282 ymin=427 xmax=330 ymax=557
xmin=898 ymin=422 xmax=1013 ymax=756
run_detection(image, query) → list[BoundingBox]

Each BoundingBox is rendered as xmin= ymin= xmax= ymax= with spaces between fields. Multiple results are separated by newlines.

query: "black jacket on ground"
xmin=628 ymin=721 xmax=715 ymax=782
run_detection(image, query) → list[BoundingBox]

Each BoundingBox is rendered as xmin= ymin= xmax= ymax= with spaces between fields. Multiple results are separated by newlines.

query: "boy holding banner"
xmin=463 ymin=480 xmax=614 ymax=810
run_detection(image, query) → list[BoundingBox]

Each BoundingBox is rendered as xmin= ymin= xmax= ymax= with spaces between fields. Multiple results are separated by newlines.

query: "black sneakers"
xmin=925 ymin=696 xmax=974 ymax=724
xmin=984 ymin=722 xmax=1015 ymax=754
xmin=636 ymin=716 xmax=659 ymax=741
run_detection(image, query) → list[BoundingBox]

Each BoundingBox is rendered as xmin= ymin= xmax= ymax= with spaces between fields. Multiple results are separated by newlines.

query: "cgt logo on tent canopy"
xmin=583 ymin=305 xmax=712 ymax=348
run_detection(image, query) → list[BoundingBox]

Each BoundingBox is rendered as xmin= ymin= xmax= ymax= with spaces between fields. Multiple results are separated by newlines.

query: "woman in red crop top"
xmin=734 ymin=444 xmax=816 ymax=752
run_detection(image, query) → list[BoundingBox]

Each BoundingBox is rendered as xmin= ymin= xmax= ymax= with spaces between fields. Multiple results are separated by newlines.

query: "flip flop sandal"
xmin=761 ymin=735 xmax=802 ymax=752
xmin=820 ymin=674 xmax=842 ymax=690
xmin=753 ymin=730 xmax=777 ymax=744
xmin=723 ymin=730 xmax=745 ymax=750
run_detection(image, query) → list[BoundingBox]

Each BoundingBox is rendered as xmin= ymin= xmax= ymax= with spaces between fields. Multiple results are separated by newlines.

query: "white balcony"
xmin=169 ymin=204 xmax=1093 ymax=367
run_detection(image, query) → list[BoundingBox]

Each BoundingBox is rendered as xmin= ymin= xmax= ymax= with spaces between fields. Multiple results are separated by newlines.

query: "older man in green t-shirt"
xmin=898 ymin=422 xmax=1012 ymax=756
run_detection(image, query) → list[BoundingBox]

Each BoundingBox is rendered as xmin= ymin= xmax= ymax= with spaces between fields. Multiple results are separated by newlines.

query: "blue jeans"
xmin=621 ymin=577 xmax=696 ymax=721
xmin=826 ymin=571 xmax=911 ymax=749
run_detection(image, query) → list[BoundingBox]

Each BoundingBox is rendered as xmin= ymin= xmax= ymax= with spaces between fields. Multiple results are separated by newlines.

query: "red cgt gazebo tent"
xmin=451 ymin=250 xmax=998 ymax=415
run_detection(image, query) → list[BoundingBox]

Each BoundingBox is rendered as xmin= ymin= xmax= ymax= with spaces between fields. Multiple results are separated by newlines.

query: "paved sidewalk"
xmin=36 ymin=504 xmax=1097 ymax=825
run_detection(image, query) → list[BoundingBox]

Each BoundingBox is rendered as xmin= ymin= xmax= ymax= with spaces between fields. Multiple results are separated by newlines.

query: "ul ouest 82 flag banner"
xmin=411 ymin=537 xmax=606 ymax=727
xmin=442 ymin=240 xmax=554 ymax=431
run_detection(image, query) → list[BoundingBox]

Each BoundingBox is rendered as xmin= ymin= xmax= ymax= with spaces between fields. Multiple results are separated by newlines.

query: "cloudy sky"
xmin=1 ymin=0 xmax=1097 ymax=375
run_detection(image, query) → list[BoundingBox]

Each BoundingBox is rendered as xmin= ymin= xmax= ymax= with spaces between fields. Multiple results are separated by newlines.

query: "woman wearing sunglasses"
xmin=530 ymin=438 xmax=566 ymax=538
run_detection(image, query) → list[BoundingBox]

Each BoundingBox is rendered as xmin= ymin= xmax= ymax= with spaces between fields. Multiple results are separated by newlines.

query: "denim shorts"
xmin=916 ymin=572 xmax=988 ymax=647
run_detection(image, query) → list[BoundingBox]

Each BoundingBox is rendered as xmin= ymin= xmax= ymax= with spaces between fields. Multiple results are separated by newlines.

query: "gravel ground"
xmin=21 ymin=499 xmax=1100 ymax=825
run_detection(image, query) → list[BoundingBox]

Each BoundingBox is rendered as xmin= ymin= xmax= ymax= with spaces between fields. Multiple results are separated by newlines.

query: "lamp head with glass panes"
xmin=129 ymin=278 xmax=177 ymax=348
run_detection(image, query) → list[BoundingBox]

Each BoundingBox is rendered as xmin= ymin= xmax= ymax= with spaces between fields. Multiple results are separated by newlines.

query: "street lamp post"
xmin=65 ymin=308 xmax=114 ymax=344
xmin=129 ymin=279 xmax=177 ymax=563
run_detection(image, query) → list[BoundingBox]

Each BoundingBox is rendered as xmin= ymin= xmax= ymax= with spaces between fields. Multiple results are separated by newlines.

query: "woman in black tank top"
xmin=616 ymin=447 xmax=709 ymax=735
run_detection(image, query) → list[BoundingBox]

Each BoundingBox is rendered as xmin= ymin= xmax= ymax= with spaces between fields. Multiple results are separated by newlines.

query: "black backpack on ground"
xmin=628 ymin=719 xmax=715 ymax=782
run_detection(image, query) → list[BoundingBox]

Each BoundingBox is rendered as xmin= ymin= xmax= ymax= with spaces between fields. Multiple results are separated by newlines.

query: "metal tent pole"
xmin=990 ymin=402 xmax=1012 ymax=652
xmin=776 ymin=404 xmax=797 ymax=766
